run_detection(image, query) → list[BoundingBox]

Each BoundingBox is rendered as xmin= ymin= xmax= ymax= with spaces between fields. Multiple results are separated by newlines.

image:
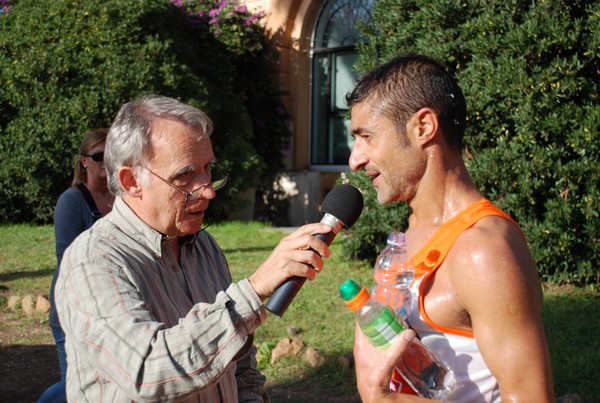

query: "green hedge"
xmin=342 ymin=0 xmax=599 ymax=285
xmin=0 ymin=0 xmax=290 ymax=224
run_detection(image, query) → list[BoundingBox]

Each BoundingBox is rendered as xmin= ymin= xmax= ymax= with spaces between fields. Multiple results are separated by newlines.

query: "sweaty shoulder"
xmin=445 ymin=216 xmax=543 ymax=318
xmin=455 ymin=214 xmax=527 ymax=254
xmin=452 ymin=215 xmax=533 ymax=269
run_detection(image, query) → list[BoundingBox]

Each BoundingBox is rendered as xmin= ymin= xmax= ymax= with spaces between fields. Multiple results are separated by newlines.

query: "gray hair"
xmin=105 ymin=95 xmax=213 ymax=195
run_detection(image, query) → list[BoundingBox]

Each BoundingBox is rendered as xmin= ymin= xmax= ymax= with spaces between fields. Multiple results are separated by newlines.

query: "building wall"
xmin=235 ymin=1 xmax=344 ymax=224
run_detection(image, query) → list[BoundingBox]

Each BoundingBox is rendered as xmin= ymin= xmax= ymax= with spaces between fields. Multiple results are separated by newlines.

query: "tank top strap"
xmin=412 ymin=199 xmax=517 ymax=278
xmin=410 ymin=199 xmax=519 ymax=338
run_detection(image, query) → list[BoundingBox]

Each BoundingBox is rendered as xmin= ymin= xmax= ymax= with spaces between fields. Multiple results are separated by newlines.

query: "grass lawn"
xmin=0 ymin=222 xmax=598 ymax=401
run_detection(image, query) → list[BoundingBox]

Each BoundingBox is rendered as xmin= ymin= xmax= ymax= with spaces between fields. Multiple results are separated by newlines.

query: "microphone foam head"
xmin=321 ymin=184 xmax=364 ymax=228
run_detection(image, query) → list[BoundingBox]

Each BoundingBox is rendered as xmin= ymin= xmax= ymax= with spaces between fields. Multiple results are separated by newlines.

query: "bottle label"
xmin=361 ymin=307 xmax=405 ymax=349
xmin=373 ymin=286 xmax=411 ymax=321
xmin=396 ymin=306 xmax=409 ymax=322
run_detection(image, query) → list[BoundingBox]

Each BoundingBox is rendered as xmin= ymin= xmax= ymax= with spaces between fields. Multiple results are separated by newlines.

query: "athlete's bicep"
xmin=449 ymin=224 xmax=554 ymax=401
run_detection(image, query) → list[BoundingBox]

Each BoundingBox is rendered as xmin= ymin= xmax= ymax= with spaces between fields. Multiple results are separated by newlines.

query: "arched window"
xmin=310 ymin=0 xmax=374 ymax=168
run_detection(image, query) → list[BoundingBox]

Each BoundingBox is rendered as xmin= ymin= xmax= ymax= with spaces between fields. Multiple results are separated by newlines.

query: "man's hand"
xmin=248 ymin=223 xmax=331 ymax=300
xmin=354 ymin=323 xmax=427 ymax=403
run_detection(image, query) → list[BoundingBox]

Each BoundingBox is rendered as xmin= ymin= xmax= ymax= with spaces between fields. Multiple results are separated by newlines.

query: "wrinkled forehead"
xmin=150 ymin=117 xmax=207 ymax=139
xmin=146 ymin=119 xmax=211 ymax=163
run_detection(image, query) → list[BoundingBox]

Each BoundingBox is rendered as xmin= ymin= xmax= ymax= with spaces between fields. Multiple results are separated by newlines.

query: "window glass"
xmin=311 ymin=0 xmax=374 ymax=167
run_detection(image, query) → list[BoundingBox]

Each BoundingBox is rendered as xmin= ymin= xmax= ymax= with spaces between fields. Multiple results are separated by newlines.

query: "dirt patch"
xmin=0 ymin=343 xmax=60 ymax=402
xmin=0 ymin=311 xmax=58 ymax=402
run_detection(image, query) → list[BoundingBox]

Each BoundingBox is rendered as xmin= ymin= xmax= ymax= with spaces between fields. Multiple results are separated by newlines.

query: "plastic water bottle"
xmin=340 ymin=279 xmax=455 ymax=399
xmin=372 ymin=232 xmax=414 ymax=322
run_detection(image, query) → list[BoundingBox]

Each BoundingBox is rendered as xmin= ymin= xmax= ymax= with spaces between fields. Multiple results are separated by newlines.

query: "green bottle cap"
xmin=339 ymin=279 xmax=361 ymax=301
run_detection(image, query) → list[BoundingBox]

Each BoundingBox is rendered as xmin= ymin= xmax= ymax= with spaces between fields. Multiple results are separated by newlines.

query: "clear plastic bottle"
xmin=372 ymin=232 xmax=414 ymax=322
xmin=340 ymin=279 xmax=455 ymax=399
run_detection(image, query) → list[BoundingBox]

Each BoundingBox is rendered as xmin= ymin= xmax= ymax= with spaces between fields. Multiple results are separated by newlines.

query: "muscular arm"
xmin=449 ymin=218 xmax=554 ymax=402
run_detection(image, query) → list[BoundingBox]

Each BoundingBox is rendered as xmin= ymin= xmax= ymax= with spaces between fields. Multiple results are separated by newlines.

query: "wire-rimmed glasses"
xmin=142 ymin=163 xmax=229 ymax=204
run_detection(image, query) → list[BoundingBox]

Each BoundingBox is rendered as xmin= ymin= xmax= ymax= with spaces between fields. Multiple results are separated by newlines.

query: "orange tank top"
xmin=410 ymin=199 xmax=520 ymax=338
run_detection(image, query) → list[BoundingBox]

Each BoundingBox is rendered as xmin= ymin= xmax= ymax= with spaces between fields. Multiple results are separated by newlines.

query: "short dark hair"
xmin=346 ymin=54 xmax=467 ymax=151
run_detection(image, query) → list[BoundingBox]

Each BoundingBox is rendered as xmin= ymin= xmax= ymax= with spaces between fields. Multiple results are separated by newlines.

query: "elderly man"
xmin=55 ymin=95 xmax=330 ymax=401
xmin=347 ymin=55 xmax=555 ymax=402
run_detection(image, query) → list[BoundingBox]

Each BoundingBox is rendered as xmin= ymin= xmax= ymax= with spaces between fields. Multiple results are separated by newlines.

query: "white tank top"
xmin=408 ymin=274 xmax=501 ymax=402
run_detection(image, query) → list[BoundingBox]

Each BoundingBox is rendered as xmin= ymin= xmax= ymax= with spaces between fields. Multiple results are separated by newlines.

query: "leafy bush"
xmin=344 ymin=0 xmax=599 ymax=285
xmin=0 ymin=0 xmax=290 ymax=223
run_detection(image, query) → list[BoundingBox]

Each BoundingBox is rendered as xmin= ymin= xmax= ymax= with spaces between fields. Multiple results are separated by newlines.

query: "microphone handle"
xmin=265 ymin=231 xmax=337 ymax=316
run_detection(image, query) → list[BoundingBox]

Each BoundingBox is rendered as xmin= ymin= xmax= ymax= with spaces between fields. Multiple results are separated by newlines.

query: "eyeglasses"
xmin=82 ymin=151 xmax=104 ymax=162
xmin=143 ymin=163 xmax=229 ymax=203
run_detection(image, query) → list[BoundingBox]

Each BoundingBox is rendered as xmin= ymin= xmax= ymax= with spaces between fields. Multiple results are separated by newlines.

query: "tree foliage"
xmin=343 ymin=0 xmax=598 ymax=285
xmin=0 ymin=0 xmax=290 ymax=223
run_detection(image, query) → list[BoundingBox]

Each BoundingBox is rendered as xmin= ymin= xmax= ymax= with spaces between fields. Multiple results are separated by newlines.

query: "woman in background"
xmin=39 ymin=128 xmax=114 ymax=402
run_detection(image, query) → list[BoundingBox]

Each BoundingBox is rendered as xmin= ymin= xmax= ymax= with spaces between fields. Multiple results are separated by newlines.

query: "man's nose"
xmin=348 ymin=144 xmax=367 ymax=171
xmin=189 ymin=183 xmax=217 ymax=201
xmin=201 ymin=185 xmax=217 ymax=201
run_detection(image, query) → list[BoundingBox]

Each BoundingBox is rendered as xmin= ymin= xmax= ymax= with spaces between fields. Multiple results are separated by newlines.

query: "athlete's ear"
xmin=118 ymin=166 xmax=143 ymax=197
xmin=408 ymin=107 xmax=438 ymax=146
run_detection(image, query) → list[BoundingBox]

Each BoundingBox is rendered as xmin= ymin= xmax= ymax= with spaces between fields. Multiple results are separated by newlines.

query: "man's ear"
xmin=118 ymin=166 xmax=143 ymax=197
xmin=409 ymin=107 xmax=439 ymax=146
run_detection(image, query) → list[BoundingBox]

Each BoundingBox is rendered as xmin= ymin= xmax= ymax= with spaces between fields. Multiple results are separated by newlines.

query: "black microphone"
xmin=265 ymin=184 xmax=364 ymax=317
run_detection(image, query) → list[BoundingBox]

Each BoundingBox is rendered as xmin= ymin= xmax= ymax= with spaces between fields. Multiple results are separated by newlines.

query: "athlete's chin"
xmin=376 ymin=188 xmax=406 ymax=205
xmin=375 ymin=189 xmax=392 ymax=204
xmin=377 ymin=194 xmax=394 ymax=205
